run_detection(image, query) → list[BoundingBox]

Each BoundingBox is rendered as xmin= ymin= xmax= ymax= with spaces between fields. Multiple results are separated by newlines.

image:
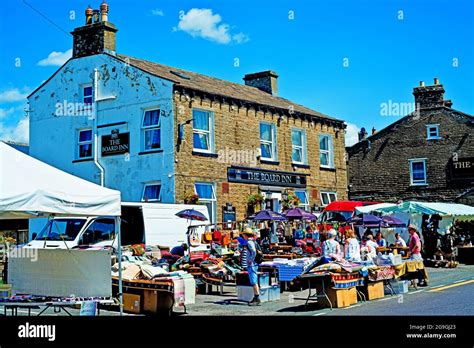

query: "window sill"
xmin=260 ymin=159 xmax=280 ymax=165
xmin=320 ymin=166 xmax=336 ymax=172
xmin=192 ymin=151 xmax=218 ymax=158
xmin=292 ymin=163 xmax=310 ymax=169
xmin=427 ymin=138 xmax=441 ymax=141
xmin=410 ymin=183 xmax=428 ymax=187
xmin=72 ymin=158 xmax=93 ymax=163
xmin=139 ymin=149 xmax=163 ymax=155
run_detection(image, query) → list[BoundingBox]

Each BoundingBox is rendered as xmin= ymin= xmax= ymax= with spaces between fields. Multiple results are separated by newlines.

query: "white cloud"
xmin=152 ymin=9 xmax=164 ymax=16
xmin=0 ymin=88 xmax=30 ymax=103
xmin=0 ymin=106 xmax=24 ymax=120
xmin=345 ymin=122 xmax=360 ymax=147
xmin=37 ymin=49 xmax=72 ymax=67
xmin=0 ymin=117 xmax=29 ymax=144
xmin=177 ymin=8 xmax=249 ymax=44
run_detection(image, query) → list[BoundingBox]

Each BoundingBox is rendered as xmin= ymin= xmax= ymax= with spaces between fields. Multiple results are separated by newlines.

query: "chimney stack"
xmin=413 ymin=77 xmax=452 ymax=110
xmin=243 ymin=71 xmax=278 ymax=95
xmin=372 ymin=127 xmax=376 ymax=135
xmin=71 ymin=1 xmax=117 ymax=58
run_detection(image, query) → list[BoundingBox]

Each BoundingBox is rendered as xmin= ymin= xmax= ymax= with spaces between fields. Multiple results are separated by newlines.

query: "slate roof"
xmin=115 ymin=54 xmax=344 ymax=124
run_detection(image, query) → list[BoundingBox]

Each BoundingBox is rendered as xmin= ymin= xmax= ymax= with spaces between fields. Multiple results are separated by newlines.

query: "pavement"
xmin=4 ymin=264 xmax=474 ymax=316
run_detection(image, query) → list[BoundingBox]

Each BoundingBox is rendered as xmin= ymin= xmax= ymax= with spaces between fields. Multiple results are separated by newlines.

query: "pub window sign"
xmin=450 ymin=157 xmax=474 ymax=180
xmin=101 ymin=129 xmax=130 ymax=157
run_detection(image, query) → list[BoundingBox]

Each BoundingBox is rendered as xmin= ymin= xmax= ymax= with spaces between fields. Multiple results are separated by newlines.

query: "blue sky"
xmin=0 ymin=0 xmax=473 ymax=144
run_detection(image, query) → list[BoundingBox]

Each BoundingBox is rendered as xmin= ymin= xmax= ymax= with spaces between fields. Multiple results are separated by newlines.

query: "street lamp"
xmin=265 ymin=190 xmax=272 ymax=209
xmin=282 ymin=190 xmax=289 ymax=201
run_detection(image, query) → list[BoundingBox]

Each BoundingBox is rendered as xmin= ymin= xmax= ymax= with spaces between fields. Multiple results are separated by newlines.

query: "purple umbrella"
xmin=382 ymin=216 xmax=406 ymax=227
xmin=284 ymin=208 xmax=317 ymax=221
xmin=251 ymin=209 xmax=287 ymax=221
xmin=350 ymin=214 xmax=382 ymax=226
xmin=175 ymin=209 xmax=208 ymax=221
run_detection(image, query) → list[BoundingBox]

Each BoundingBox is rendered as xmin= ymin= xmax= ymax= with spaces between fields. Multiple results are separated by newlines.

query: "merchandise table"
xmin=298 ymin=273 xmax=332 ymax=310
xmin=0 ymin=299 xmax=115 ymax=316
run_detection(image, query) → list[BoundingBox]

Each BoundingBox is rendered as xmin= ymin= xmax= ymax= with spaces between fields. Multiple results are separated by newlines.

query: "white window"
xmin=193 ymin=109 xmax=214 ymax=153
xmin=195 ymin=182 xmax=216 ymax=223
xmin=77 ymin=129 xmax=93 ymax=159
xmin=410 ymin=159 xmax=427 ymax=185
xmin=320 ymin=191 xmax=337 ymax=207
xmin=319 ymin=134 xmax=334 ymax=168
xmin=292 ymin=129 xmax=307 ymax=164
xmin=142 ymin=182 xmax=161 ymax=202
xmin=260 ymin=122 xmax=277 ymax=161
xmin=83 ymin=85 xmax=93 ymax=109
xmin=426 ymin=124 xmax=440 ymax=140
xmin=295 ymin=190 xmax=310 ymax=211
xmin=142 ymin=109 xmax=161 ymax=151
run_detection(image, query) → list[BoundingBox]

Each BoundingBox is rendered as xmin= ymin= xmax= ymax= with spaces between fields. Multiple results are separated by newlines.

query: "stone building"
xmin=28 ymin=2 xmax=348 ymax=224
xmin=347 ymin=79 xmax=474 ymax=204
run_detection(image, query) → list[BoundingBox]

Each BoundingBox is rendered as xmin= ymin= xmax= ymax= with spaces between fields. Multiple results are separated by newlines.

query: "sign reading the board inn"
xmin=450 ymin=157 xmax=474 ymax=180
xmin=227 ymin=166 xmax=308 ymax=188
xmin=101 ymin=130 xmax=130 ymax=157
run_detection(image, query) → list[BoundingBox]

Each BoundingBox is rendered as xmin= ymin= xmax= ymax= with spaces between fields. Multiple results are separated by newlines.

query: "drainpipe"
xmin=93 ymin=68 xmax=105 ymax=186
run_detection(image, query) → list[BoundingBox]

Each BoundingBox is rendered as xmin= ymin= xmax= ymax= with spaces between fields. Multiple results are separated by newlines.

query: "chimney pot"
xmin=434 ymin=77 xmax=439 ymax=85
xmin=243 ymin=71 xmax=278 ymax=95
xmin=372 ymin=127 xmax=376 ymax=135
xmin=100 ymin=0 xmax=109 ymax=22
xmin=420 ymin=81 xmax=425 ymax=87
xmin=85 ymin=5 xmax=93 ymax=25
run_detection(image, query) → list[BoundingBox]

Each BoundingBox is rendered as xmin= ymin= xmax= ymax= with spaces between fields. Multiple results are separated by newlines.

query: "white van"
xmin=25 ymin=203 xmax=209 ymax=250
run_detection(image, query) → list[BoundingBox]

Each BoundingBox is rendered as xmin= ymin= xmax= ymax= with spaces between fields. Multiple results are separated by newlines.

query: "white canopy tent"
xmin=0 ymin=141 xmax=123 ymax=314
xmin=0 ymin=141 xmax=120 ymax=218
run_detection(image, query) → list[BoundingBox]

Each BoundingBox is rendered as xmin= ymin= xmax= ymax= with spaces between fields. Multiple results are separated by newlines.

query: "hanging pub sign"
xmin=227 ymin=166 xmax=308 ymax=188
xmin=101 ymin=129 xmax=130 ymax=157
xmin=450 ymin=157 xmax=474 ymax=180
xmin=222 ymin=203 xmax=236 ymax=223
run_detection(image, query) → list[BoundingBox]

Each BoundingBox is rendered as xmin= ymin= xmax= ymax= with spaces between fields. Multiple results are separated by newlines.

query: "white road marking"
xmin=313 ymin=312 xmax=327 ymax=316
xmin=453 ymin=279 xmax=466 ymax=283
xmin=431 ymin=284 xmax=447 ymax=288
xmin=377 ymin=297 xmax=392 ymax=301
xmin=408 ymin=290 xmax=424 ymax=295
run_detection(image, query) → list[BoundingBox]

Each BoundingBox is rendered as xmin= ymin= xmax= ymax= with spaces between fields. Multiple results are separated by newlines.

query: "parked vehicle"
xmin=25 ymin=203 xmax=209 ymax=250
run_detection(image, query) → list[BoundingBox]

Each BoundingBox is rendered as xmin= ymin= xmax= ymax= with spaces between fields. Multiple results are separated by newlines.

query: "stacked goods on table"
xmin=261 ymin=257 xmax=319 ymax=281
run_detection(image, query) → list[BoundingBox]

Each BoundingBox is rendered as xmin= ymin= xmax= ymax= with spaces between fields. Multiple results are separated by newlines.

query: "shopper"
xmin=170 ymin=243 xmax=188 ymax=257
xmin=365 ymin=235 xmax=379 ymax=260
xmin=408 ymin=224 xmax=427 ymax=287
xmin=322 ymin=229 xmax=341 ymax=260
xmin=394 ymin=233 xmax=407 ymax=248
xmin=375 ymin=232 xmax=387 ymax=247
xmin=344 ymin=229 xmax=361 ymax=261
xmin=241 ymin=228 xmax=261 ymax=306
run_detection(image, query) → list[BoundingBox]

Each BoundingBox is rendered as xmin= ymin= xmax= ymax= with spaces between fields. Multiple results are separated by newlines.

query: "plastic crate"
xmin=386 ymin=280 xmax=409 ymax=294
xmin=237 ymin=285 xmax=269 ymax=302
xmin=268 ymin=285 xmax=281 ymax=301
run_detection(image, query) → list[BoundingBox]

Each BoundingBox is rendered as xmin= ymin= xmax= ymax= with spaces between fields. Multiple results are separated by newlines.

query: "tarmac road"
xmin=4 ymin=264 xmax=474 ymax=316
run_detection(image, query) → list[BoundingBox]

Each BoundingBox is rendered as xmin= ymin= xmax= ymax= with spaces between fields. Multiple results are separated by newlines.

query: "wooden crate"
xmin=319 ymin=287 xmax=357 ymax=308
xmin=123 ymin=293 xmax=141 ymax=314
xmin=360 ymin=281 xmax=384 ymax=300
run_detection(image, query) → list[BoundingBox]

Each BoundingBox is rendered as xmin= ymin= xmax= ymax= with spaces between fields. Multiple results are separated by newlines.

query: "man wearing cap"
xmin=408 ymin=224 xmax=427 ymax=286
xmin=322 ymin=229 xmax=341 ymax=261
xmin=241 ymin=228 xmax=261 ymax=306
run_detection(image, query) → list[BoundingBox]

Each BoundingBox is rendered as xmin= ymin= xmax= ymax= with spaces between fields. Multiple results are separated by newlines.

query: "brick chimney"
xmin=413 ymin=78 xmax=452 ymax=110
xmin=243 ymin=71 xmax=278 ymax=95
xmin=71 ymin=1 xmax=118 ymax=58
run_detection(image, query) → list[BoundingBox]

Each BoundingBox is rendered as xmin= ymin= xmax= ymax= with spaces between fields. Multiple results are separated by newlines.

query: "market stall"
xmin=0 ymin=141 xmax=123 ymax=315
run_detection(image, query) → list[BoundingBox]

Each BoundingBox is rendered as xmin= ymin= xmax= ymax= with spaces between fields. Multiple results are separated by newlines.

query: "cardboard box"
xmin=123 ymin=293 xmax=141 ymax=314
xmin=320 ymin=287 xmax=357 ymax=308
xmin=143 ymin=290 xmax=174 ymax=314
xmin=361 ymin=281 xmax=384 ymax=300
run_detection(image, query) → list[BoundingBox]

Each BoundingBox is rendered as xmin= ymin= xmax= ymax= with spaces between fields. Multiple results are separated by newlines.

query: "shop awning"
xmin=356 ymin=201 xmax=474 ymax=218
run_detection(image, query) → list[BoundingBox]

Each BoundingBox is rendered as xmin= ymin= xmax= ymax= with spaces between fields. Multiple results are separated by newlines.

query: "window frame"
xmin=426 ymin=124 xmax=440 ymax=140
xmin=194 ymin=182 xmax=217 ymax=224
xmin=82 ymin=84 xmax=93 ymax=110
xmin=142 ymin=108 xmax=162 ymax=152
xmin=291 ymin=128 xmax=307 ymax=165
xmin=77 ymin=128 xmax=93 ymax=160
xmin=259 ymin=122 xmax=277 ymax=161
xmin=141 ymin=181 xmax=162 ymax=202
xmin=409 ymin=158 xmax=428 ymax=186
xmin=80 ymin=217 xmax=115 ymax=245
xmin=295 ymin=190 xmax=310 ymax=211
xmin=320 ymin=191 xmax=337 ymax=207
xmin=192 ymin=109 xmax=214 ymax=154
xmin=319 ymin=134 xmax=334 ymax=168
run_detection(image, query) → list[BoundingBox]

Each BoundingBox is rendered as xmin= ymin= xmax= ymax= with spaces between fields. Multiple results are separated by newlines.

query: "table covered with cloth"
xmin=394 ymin=260 xmax=429 ymax=281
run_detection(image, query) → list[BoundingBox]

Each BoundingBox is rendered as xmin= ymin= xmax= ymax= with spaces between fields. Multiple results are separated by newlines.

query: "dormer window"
xmin=426 ymin=124 xmax=440 ymax=140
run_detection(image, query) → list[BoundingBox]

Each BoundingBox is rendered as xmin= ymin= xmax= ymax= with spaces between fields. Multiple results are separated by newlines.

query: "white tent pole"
xmin=116 ymin=216 xmax=123 ymax=316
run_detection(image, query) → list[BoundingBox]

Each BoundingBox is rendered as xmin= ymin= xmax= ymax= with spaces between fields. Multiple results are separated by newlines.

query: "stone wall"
xmin=173 ymin=91 xmax=348 ymax=222
xmin=348 ymin=107 xmax=474 ymax=202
